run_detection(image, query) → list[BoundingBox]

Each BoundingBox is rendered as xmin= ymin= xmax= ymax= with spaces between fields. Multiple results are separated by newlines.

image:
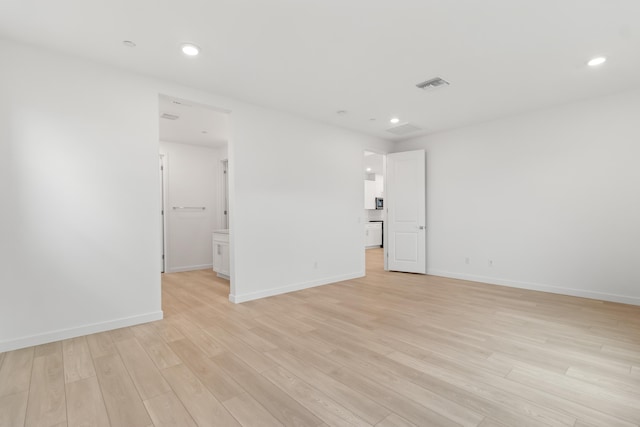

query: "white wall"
xmin=230 ymin=109 xmax=389 ymax=302
xmin=0 ymin=41 xmax=163 ymax=351
xmin=160 ymin=141 xmax=226 ymax=272
xmin=0 ymin=38 xmax=390 ymax=351
xmin=394 ymin=89 xmax=640 ymax=305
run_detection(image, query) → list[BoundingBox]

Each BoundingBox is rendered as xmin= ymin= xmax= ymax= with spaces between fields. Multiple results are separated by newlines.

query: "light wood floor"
xmin=2 ymin=248 xmax=640 ymax=427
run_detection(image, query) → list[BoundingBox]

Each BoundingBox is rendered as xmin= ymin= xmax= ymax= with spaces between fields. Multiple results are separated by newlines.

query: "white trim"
xmin=0 ymin=311 xmax=163 ymax=353
xmin=229 ymin=271 xmax=364 ymax=304
xmin=159 ymin=153 xmax=168 ymax=274
xmin=167 ymin=264 xmax=213 ymax=273
xmin=427 ymin=269 xmax=640 ymax=306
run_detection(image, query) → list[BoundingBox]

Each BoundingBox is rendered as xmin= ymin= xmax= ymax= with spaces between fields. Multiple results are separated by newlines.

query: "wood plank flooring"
xmin=1 ymin=248 xmax=640 ymax=426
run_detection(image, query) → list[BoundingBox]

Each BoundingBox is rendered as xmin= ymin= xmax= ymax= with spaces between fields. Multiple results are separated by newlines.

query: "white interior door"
xmin=386 ymin=150 xmax=426 ymax=273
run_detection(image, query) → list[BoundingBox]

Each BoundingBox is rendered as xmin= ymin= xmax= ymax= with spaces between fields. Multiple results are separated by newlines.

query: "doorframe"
xmin=219 ymin=158 xmax=229 ymax=229
xmin=159 ymin=153 xmax=168 ymax=273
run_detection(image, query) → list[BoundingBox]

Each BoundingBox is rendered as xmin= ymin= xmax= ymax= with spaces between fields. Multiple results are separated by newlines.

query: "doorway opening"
xmin=363 ymin=150 xmax=386 ymax=273
xmin=158 ymin=94 xmax=231 ymax=284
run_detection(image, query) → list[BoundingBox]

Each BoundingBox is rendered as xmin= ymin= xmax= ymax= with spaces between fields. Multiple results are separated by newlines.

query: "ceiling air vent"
xmin=386 ymin=123 xmax=422 ymax=136
xmin=416 ymin=77 xmax=450 ymax=91
xmin=160 ymin=113 xmax=179 ymax=120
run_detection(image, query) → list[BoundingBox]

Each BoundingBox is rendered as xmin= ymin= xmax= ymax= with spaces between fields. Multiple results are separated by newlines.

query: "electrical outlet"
xmin=488 ymin=259 xmax=493 ymax=267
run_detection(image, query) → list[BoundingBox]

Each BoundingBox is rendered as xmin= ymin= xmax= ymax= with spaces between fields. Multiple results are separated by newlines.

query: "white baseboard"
xmin=427 ymin=269 xmax=640 ymax=306
xmin=0 ymin=311 xmax=164 ymax=353
xmin=167 ymin=264 xmax=213 ymax=273
xmin=229 ymin=271 xmax=364 ymax=304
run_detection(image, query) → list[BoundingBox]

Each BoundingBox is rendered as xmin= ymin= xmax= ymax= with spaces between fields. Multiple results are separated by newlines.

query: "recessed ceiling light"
xmin=201 ymin=130 xmax=208 ymax=134
xmin=366 ymin=168 xmax=372 ymax=172
xmin=390 ymin=117 xmax=400 ymax=124
xmin=369 ymin=118 xmax=376 ymax=121
xmin=336 ymin=110 xmax=348 ymax=115
xmin=122 ymin=40 xmax=136 ymax=48
xmin=587 ymin=56 xmax=606 ymax=67
xmin=181 ymin=44 xmax=200 ymax=56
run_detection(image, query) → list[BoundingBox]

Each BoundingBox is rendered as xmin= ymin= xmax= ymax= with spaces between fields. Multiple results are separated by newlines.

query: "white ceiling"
xmin=159 ymin=95 xmax=229 ymax=148
xmin=2 ymin=1 xmax=639 ymax=141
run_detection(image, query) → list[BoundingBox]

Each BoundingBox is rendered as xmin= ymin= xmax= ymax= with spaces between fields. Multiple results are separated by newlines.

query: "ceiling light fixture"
xmin=122 ymin=40 xmax=136 ymax=48
xmin=366 ymin=168 xmax=372 ymax=172
xmin=160 ymin=113 xmax=179 ymax=120
xmin=336 ymin=110 xmax=347 ymax=115
xmin=181 ymin=44 xmax=200 ymax=56
xmin=587 ymin=56 xmax=606 ymax=67
xmin=416 ymin=77 xmax=450 ymax=91
xmin=390 ymin=117 xmax=400 ymax=124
